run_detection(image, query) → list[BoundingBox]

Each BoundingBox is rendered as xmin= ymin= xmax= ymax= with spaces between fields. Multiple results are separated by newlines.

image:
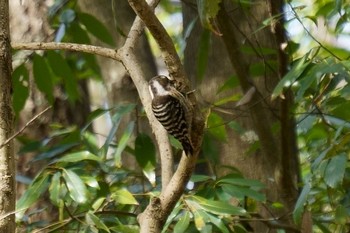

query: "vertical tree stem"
xmin=0 ymin=0 xmax=15 ymax=232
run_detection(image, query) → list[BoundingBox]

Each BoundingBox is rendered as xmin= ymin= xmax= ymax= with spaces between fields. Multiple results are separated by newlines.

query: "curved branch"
xmin=127 ymin=1 xmax=204 ymax=232
xmin=12 ymin=42 xmax=122 ymax=61
xmin=128 ymin=0 xmax=188 ymax=88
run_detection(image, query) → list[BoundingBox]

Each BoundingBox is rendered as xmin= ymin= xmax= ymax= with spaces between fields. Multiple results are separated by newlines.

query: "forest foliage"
xmin=11 ymin=0 xmax=350 ymax=232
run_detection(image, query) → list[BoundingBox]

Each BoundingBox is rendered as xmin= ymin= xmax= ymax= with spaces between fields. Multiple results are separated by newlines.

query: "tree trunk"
xmin=183 ymin=0 xmax=299 ymax=231
xmin=0 ymin=0 xmax=15 ymax=232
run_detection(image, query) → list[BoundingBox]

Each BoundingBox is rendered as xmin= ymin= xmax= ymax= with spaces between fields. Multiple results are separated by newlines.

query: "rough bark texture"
xmin=183 ymin=0 xmax=299 ymax=231
xmin=0 ymin=0 xmax=15 ymax=232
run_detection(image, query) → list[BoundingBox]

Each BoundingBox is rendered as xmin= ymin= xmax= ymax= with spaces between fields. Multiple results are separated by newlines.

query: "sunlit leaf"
xmin=86 ymin=211 xmax=111 ymax=233
xmin=207 ymin=112 xmax=227 ymax=141
xmin=56 ymin=151 xmax=101 ymax=163
xmin=62 ymin=169 xmax=87 ymax=203
xmin=49 ymin=172 xmax=61 ymax=206
xmin=191 ymin=195 xmax=247 ymax=216
xmin=111 ymin=189 xmax=138 ymax=205
xmin=174 ymin=211 xmax=190 ymax=233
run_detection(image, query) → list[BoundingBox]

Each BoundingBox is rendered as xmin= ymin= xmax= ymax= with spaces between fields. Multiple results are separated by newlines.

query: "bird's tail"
xmin=181 ymin=137 xmax=194 ymax=156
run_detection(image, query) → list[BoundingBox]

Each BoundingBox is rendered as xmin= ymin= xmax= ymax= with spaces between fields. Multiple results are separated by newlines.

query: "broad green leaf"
xmin=196 ymin=29 xmax=210 ymax=81
xmin=92 ymin=197 xmax=105 ymax=211
xmin=217 ymin=176 xmax=265 ymax=188
xmin=221 ymin=184 xmax=266 ymax=201
xmin=101 ymin=104 xmax=135 ymax=157
xmin=56 ymin=151 xmax=101 ymax=163
xmin=16 ymin=171 xmax=51 ymax=218
xmin=217 ymin=75 xmax=239 ymax=94
xmin=135 ymin=133 xmax=156 ymax=185
xmin=12 ymin=64 xmax=29 ymax=116
xmin=33 ymin=54 xmax=54 ymax=103
xmin=49 ymin=172 xmax=61 ymax=206
xmin=272 ymin=51 xmax=313 ymax=100
xmin=82 ymin=108 xmax=111 ymax=132
xmin=207 ymin=213 xmax=230 ymax=233
xmin=46 ymin=51 xmax=79 ymax=102
xmin=193 ymin=209 xmax=207 ymax=231
xmin=324 ymin=154 xmax=347 ymax=188
xmin=111 ymin=189 xmax=138 ymax=205
xmin=109 ymin=225 xmax=139 ymax=233
xmin=162 ymin=204 xmax=183 ymax=233
xmin=191 ymin=195 xmax=247 ymax=216
xmin=197 ymin=0 xmax=221 ymax=32
xmin=214 ymin=94 xmax=241 ymax=106
xmin=114 ymin=122 xmax=135 ymax=166
xmin=207 ymin=112 xmax=227 ymax=141
xmin=335 ymin=205 xmax=348 ymax=225
xmin=78 ymin=13 xmax=114 ymax=46
xmin=190 ymin=174 xmax=212 ymax=182
xmin=62 ymin=169 xmax=87 ymax=203
xmin=293 ymin=182 xmax=311 ymax=225
xmin=135 ymin=134 xmax=156 ymax=171
xmin=86 ymin=211 xmax=111 ymax=233
xmin=33 ymin=143 xmax=77 ymax=161
xmin=174 ymin=211 xmax=190 ymax=233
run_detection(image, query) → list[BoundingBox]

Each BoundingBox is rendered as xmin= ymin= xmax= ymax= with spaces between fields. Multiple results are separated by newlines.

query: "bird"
xmin=148 ymin=75 xmax=193 ymax=156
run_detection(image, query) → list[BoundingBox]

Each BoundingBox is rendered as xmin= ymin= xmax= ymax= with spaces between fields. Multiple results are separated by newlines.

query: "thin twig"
xmin=0 ymin=106 xmax=51 ymax=149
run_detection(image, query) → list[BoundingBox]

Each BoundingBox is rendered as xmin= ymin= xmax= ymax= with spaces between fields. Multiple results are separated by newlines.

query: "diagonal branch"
xmin=127 ymin=1 xmax=204 ymax=232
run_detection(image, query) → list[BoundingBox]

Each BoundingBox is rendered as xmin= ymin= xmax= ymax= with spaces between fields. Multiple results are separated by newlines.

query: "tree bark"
xmin=0 ymin=0 xmax=15 ymax=232
xmin=183 ymin=0 xmax=299 ymax=231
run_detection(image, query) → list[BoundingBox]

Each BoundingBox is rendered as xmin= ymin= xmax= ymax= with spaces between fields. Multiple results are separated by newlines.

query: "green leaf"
xmin=197 ymin=0 xmax=221 ymax=31
xmin=111 ymin=189 xmax=138 ymax=205
xmin=109 ymin=225 xmax=139 ymax=233
xmin=46 ymin=51 xmax=79 ymax=102
xmin=196 ymin=29 xmax=211 ymax=81
xmin=162 ymin=203 xmax=183 ymax=233
xmin=101 ymin=104 xmax=135 ymax=157
xmin=135 ymin=133 xmax=156 ymax=184
xmin=214 ymin=94 xmax=241 ymax=106
xmin=33 ymin=143 xmax=77 ymax=161
xmin=62 ymin=169 xmax=87 ymax=203
xmin=293 ymin=182 xmax=311 ymax=226
xmin=78 ymin=13 xmax=114 ymax=46
xmin=56 ymin=151 xmax=101 ymax=163
xmin=207 ymin=213 xmax=230 ymax=233
xmin=217 ymin=176 xmax=265 ymax=188
xmin=114 ymin=122 xmax=135 ymax=166
xmin=221 ymin=184 xmax=266 ymax=201
xmin=12 ymin=64 xmax=29 ymax=116
xmin=191 ymin=195 xmax=247 ymax=216
xmin=190 ymin=174 xmax=212 ymax=183
xmin=174 ymin=212 xmax=190 ymax=233
xmin=207 ymin=112 xmax=227 ymax=141
xmin=16 ymin=171 xmax=51 ymax=218
xmin=86 ymin=211 xmax=111 ymax=233
xmin=217 ymin=75 xmax=239 ymax=94
xmin=324 ymin=154 xmax=347 ymax=188
xmin=33 ymin=54 xmax=54 ymax=103
xmin=272 ymin=51 xmax=313 ymax=100
xmin=49 ymin=172 xmax=61 ymax=206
